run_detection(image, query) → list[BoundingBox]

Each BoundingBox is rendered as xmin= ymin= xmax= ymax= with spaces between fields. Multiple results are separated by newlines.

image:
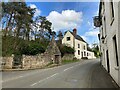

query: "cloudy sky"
xmin=27 ymin=2 xmax=99 ymax=47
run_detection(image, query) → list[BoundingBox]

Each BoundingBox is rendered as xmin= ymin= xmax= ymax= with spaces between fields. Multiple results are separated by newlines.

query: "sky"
xmin=26 ymin=2 xmax=100 ymax=47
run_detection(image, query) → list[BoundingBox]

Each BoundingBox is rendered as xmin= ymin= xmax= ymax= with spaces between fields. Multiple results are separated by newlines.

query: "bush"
xmin=59 ymin=45 xmax=75 ymax=57
xmin=21 ymin=41 xmax=47 ymax=55
xmin=2 ymin=36 xmax=49 ymax=56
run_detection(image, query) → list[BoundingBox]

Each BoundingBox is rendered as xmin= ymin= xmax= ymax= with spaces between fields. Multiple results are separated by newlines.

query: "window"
xmin=87 ymin=53 xmax=89 ymax=56
xmin=78 ymin=50 xmax=80 ymax=55
xmin=84 ymin=51 xmax=86 ymax=56
xmin=78 ymin=44 xmax=80 ymax=48
xmin=113 ymin=35 xmax=119 ymax=66
xmin=102 ymin=2 xmax=105 ymax=13
xmin=104 ymin=16 xmax=107 ymax=36
xmin=84 ymin=46 xmax=85 ymax=50
xmin=110 ymin=0 xmax=114 ymax=24
xmin=67 ymin=37 xmax=70 ymax=41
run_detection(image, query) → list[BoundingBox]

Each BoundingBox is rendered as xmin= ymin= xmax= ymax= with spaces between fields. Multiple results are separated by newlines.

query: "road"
xmin=2 ymin=59 xmax=116 ymax=88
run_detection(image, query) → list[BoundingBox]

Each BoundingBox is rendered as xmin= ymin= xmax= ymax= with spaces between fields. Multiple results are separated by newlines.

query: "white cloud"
xmin=47 ymin=10 xmax=83 ymax=32
xmin=85 ymin=30 xmax=99 ymax=37
xmin=29 ymin=4 xmax=41 ymax=17
xmin=87 ymin=21 xmax=96 ymax=31
xmin=81 ymin=29 xmax=99 ymax=47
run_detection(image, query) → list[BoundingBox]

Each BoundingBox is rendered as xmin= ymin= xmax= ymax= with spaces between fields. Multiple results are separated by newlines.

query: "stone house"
xmin=62 ymin=29 xmax=96 ymax=59
xmin=94 ymin=0 xmax=120 ymax=86
xmin=44 ymin=36 xmax=61 ymax=64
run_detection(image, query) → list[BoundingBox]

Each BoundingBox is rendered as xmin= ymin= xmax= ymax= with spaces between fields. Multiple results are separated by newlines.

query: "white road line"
xmin=2 ymin=75 xmax=24 ymax=83
xmin=63 ymin=66 xmax=73 ymax=71
xmin=30 ymin=73 xmax=59 ymax=87
xmin=19 ymin=76 xmax=23 ymax=78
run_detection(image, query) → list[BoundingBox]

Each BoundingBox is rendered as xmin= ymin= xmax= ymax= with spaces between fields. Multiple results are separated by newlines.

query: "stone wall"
xmin=22 ymin=54 xmax=50 ymax=69
xmin=2 ymin=54 xmax=51 ymax=70
xmin=2 ymin=55 xmax=14 ymax=69
xmin=62 ymin=54 xmax=74 ymax=61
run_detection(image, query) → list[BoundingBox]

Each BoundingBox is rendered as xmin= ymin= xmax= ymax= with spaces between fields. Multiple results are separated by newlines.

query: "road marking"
xmin=2 ymin=75 xmax=25 ymax=83
xmin=63 ymin=66 xmax=73 ymax=71
xmin=30 ymin=73 xmax=59 ymax=87
xmin=19 ymin=76 xmax=23 ymax=78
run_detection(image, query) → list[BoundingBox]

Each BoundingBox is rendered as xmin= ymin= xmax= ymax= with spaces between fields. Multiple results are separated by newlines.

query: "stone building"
xmin=44 ymin=36 xmax=61 ymax=64
xmin=94 ymin=0 xmax=120 ymax=86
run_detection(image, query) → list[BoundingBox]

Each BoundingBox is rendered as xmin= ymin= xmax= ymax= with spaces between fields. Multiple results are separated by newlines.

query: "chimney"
xmin=73 ymin=28 xmax=77 ymax=36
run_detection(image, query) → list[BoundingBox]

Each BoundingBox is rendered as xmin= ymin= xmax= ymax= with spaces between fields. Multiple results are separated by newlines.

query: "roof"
xmin=64 ymin=31 xmax=87 ymax=43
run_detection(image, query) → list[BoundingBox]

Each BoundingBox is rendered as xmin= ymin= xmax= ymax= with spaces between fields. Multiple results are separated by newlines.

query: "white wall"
xmin=100 ymin=1 xmax=120 ymax=86
xmin=62 ymin=31 xmax=74 ymax=48
xmin=118 ymin=1 xmax=120 ymax=87
xmin=74 ymin=39 xmax=87 ymax=59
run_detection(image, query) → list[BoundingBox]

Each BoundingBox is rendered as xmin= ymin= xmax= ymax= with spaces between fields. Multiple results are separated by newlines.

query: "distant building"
xmin=62 ymin=29 xmax=96 ymax=59
xmin=94 ymin=0 xmax=120 ymax=86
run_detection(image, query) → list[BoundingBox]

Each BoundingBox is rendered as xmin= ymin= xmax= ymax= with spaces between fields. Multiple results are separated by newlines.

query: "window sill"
xmin=114 ymin=66 xmax=119 ymax=70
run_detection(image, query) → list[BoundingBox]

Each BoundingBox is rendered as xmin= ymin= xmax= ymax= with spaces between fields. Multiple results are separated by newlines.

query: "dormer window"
xmin=67 ymin=37 xmax=70 ymax=41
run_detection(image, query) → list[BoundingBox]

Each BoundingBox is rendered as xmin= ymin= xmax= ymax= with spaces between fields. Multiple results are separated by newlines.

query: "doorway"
xmin=81 ymin=52 xmax=83 ymax=58
xmin=106 ymin=50 xmax=110 ymax=73
xmin=55 ymin=55 xmax=59 ymax=64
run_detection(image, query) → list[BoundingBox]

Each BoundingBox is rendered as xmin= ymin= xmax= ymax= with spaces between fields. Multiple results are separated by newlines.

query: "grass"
xmin=62 ymin=59 xmax=80 ymax=64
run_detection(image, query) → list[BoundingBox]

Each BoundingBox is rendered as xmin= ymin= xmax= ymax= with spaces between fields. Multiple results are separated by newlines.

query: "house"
xmin=62 ymin=29 xmax=96 ymax=59
xmin=94 ymin=0 xmax=120 ymax=86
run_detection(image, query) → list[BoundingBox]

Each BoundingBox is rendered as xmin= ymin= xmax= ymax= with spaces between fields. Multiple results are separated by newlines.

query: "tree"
xmin=2 ymin=2 xmax=35 ymax=57
xmin=32 ymin=16 xmax=52 ymax=40
xmin=92 ymin=45 xmax=100 ymax=58
xmin=57 ymin=31 xmax=63 ymax=46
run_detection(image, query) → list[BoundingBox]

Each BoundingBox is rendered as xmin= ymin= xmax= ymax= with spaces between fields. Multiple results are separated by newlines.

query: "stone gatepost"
xmin=2 ymin=54 xmax=14 ymax=69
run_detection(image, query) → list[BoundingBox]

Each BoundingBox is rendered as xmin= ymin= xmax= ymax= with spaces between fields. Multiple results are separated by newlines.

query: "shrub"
xmin=59 ymin=45 xmax=75 ymax=57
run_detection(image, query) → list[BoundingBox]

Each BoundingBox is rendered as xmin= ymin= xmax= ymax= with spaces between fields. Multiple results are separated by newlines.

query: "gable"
xmin=64 ymin=31 xmax=87 ymax=43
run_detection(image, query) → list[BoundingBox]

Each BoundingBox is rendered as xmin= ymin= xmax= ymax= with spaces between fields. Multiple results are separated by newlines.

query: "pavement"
xmin=1 ymin=59 xmax=117 ymax=88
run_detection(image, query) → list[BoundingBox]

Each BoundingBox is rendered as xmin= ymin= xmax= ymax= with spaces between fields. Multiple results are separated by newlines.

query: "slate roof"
xmin=64 ymin=31 xmax=87 ymax=43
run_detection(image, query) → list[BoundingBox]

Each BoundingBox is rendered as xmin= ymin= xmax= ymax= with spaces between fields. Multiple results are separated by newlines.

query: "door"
xmin=106 ymin=50 xmax=110 ymax=73
xmin=81 ymin=52 xmax=83 ymax=58
xmin=55 ymin=55 xmax=59 ymax=64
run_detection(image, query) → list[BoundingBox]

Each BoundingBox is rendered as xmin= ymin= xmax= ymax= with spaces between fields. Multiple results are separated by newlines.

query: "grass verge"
xmin=62 ymin=59 xmax=80 ymax=65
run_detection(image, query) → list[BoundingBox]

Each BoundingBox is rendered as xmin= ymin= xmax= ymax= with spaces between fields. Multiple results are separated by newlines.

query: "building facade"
xmin=94 ymin=0 xmax=120 ymax=86
xmin=62 ymin=29 xmax=95 ymax=59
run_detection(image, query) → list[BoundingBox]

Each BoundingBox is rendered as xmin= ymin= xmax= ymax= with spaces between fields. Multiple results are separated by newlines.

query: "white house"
xmin=94 ymin=0 xmax=120 ymax=86
xmin=62 ymin=29 xmax=96 ymax=59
